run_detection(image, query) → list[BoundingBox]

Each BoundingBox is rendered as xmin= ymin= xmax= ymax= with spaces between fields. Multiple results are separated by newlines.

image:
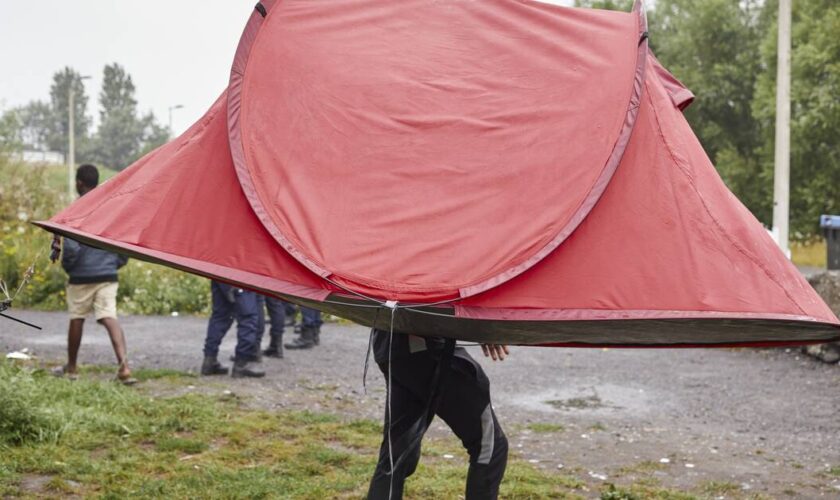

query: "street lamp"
xmin=168 ymin=104 xmax=184 ymax=135
xmin=68 ymin=75 xmax=91 ymax=201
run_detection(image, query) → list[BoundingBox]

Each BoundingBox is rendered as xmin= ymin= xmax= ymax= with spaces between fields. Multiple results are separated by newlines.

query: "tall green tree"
xmin=93 ymin=63 xmax=143 ymax=169
xmin=136 ymin=111 xmax=170 ymax=158
xmin=47 ymin=67 xmax=92 ymax=160
xmin=93 ymin=63 xmax=168 ymax=170
xmin=13 ymin=101 xmax=53 ymax=151
xmin=0 ymin=109 xmax=22 ymax=153
xmin=754 ymin=0 xmax=840 ymax=237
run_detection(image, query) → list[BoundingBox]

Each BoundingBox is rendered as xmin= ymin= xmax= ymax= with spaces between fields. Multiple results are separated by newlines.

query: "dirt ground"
xmin=2 ymin=310 xmax=839 ymax=498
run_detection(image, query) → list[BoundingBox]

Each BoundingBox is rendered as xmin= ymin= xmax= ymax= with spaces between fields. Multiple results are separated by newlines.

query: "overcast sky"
xmin=0 ymin=0 xmax=574 ymax=136
xmin=0 ymin=0 xmax=253 ymax=135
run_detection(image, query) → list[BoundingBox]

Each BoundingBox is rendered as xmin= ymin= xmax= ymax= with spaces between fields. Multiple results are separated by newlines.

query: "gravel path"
xmin=2 ymin=310 xmax=839 ymax=498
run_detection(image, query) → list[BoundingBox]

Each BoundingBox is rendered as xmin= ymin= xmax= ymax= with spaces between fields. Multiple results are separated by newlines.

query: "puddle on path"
xmin=507 ymin=383 xmax=656 ymax=417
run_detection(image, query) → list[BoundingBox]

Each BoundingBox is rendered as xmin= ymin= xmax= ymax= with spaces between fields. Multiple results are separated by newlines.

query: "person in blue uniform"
xmin=201 ymin=281 xmax=265 ymax=378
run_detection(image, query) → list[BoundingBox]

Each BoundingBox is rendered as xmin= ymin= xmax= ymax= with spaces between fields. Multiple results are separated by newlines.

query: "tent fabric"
xmin=37 ymin=0 xmax=840 ymax=346
xmin=455 ymin=53 xmax=836 ymax=323
xmin=40 ymin=93 xmax=333 ymax=302
xmin=649 ymin=52 xmax=695 ymax=111
xmin=228 ymin=0 xmax=647 ymax=301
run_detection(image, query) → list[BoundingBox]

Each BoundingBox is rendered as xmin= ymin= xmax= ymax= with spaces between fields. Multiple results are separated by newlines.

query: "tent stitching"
xmin=644 ymin=78 xmax=809 ymax=317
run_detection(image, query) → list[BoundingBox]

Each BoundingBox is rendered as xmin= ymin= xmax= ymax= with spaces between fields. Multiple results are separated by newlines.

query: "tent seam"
xmin=644 ymin=79 xmax=810 ymax=317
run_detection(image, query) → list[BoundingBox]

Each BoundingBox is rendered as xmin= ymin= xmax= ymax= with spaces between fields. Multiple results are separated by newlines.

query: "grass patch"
xmin=791 ymin=239 xmax=826 ymax=268
xmin=526 ymin=422 xmax=566 ymax=433
xmin=618 ymin=460 xmax=667 ymax=476
xmin=601 ymin=479 xmax=698 ymax=500
xmin=155 ymin=436 xmax=209 ymax=454
xmin=77 ymin=365 xmax=194 ymax=381
xmin=0 ymin=360 xmax=590 ymax=498
xmin=1 ymin=360 xmax=730 ymax=498
xmin=0 ymin=369 xmax=63 ymax=446
xmin=133 ymin=368 xmax=197 ymax=381
xmin=701 ymin=480 xmax=741 ymax=496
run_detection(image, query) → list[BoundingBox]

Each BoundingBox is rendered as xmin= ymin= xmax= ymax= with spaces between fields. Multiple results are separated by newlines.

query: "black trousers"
xmin=367 ymin=349 xmax=508 ymax=500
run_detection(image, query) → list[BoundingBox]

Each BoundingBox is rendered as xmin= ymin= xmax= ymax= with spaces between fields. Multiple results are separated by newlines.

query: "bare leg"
xmin=67 ymin=318 xmax=85 ymax=374
xmin=98 ymin=317 xmax=131 ymax=378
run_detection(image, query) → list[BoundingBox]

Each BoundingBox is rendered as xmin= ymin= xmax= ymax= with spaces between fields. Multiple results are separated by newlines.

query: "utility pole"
xmin=67 ymin=75 xmax=91 ymax=201
xmin=772 ymin=0 xmax=791 ymax=257
xmin=168 ymin=104 xmax=184 ymax=135
xmin=68 ymin=87 xmax=75 ymax=200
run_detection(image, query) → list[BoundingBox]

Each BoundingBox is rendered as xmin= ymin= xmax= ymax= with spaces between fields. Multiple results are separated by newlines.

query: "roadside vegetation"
xmin=0 ymin=157 xmax=210 ymax=315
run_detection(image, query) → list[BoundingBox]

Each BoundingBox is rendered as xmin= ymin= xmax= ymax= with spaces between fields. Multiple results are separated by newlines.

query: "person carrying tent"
xmin=367 ymin=331 xmax=509 ymax=499
xmin=53 ymin=164 xmax=135 ymax=385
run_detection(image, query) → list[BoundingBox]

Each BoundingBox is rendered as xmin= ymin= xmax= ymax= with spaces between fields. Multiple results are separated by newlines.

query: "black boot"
xmin=201 ymin=356 xmax=229 ymax=376
xmin=313 ymin=326 xmax=320 ymax=346
xmin=231 ymin=359 xmax=265 ymax=378
xmin=263 ymin=335 xmax=284 ymax=358
xmin=230 ymin=352 xmax=263 ymax=363
xmin=285 ymin=325 xmax=316 ymax=350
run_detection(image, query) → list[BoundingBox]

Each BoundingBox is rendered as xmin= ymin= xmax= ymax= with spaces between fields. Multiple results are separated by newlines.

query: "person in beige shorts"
xmin=67 ymin=282 xmax=119 ymax=321
xmin=55 ymin=164 xmax=134 ymax=384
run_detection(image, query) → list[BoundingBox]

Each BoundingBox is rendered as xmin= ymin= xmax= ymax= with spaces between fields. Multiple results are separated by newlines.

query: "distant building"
xmin=16 ymin=150 xmax=64 ymax=165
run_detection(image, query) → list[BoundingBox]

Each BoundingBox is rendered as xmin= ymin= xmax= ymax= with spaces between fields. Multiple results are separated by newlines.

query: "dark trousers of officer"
xmin=265 ymin=297 xmax=286 ymax=338
xmin=301 ymin=306 xmax=322 ymax=328
xmin=203 ymin=282 xmax=261 ymax=361
xmin=276 ymin=301 xmax=320 ymax=328
xmin=256 ymin=296 xmax=286 ymax=348
xmin=367 ymin=350 xmax=508 ymax=500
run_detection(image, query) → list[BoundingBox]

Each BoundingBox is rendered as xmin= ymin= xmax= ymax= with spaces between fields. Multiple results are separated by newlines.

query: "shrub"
xmin=0 ymin=363 xmax=62 ymax=445
xmin=0 ymin=156 xmax=210 ymax=314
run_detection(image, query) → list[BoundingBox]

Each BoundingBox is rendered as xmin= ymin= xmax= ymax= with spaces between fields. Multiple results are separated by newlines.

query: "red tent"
xmin=37 ymin=0 xmax=840 ymax=346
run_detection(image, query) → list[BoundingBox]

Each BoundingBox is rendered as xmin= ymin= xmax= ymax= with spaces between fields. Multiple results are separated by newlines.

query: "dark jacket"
xmin=372 ymin=329 xmax=451 ymax=364
xmin=61 ymin=238 xmax=128 ymax=285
